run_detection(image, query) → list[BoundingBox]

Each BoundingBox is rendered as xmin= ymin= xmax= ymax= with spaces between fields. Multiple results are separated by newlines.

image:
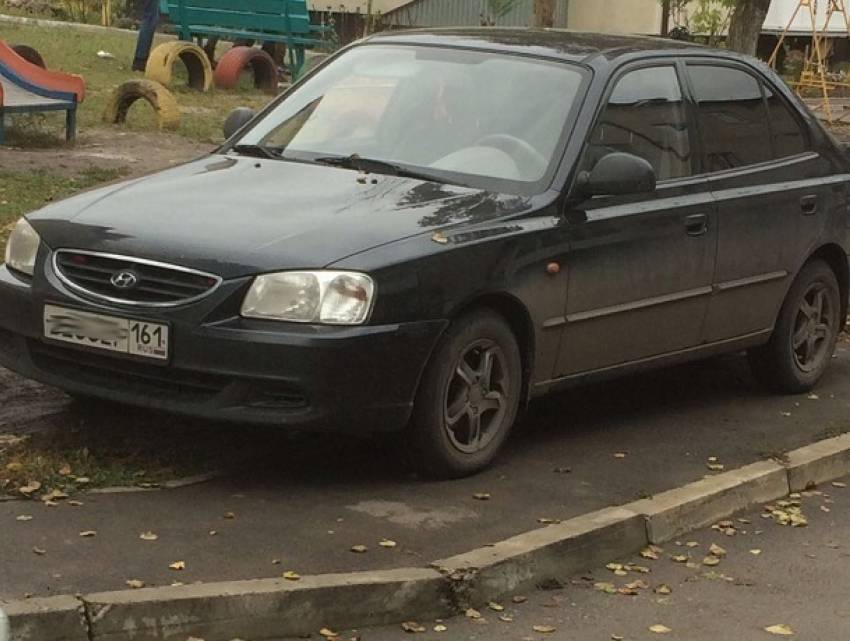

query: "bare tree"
xmin=726 ymin=0 xmax=771 ymax=56
xmin=531 ymin=0 xmax=555 ymax=28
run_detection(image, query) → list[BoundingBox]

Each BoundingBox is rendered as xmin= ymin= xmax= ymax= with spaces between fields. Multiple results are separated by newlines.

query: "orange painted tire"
xmin=214 ymin=46 xmax=279 ymax=94
xmin=145 ymin=41 xmax=213 ymax=92
xmin=103 ymin=79 xmax=180 ymax=131
xmin=11 ymin=44 xmax=46 ymax=69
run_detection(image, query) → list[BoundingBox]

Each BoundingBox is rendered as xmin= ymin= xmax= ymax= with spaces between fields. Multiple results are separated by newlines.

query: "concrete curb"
xmin=6 ymin=434 xmax=850 ymax=641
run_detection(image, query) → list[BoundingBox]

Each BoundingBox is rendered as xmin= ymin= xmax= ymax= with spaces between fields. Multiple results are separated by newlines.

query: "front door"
xmin=554 ymin=63 xmax=718 ymax=377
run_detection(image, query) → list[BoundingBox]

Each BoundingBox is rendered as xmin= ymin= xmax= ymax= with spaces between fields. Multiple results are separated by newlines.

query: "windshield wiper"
xmin=312 ymin=154 xmax=459 ymax=185
xmin=231 ymin=144 xmax=282 ymax=159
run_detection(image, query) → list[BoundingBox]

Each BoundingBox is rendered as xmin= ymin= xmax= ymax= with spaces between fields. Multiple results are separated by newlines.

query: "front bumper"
xmin=0 ymin=262 xmax=446 ymax=432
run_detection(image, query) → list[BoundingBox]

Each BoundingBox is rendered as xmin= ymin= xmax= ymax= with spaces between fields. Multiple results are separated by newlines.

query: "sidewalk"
xmin=3 ymin=345 xmax=850 ymax=639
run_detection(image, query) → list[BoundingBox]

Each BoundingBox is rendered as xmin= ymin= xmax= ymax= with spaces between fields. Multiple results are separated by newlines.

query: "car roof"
xmin=365 ymin=27 xmax=709 ymax=64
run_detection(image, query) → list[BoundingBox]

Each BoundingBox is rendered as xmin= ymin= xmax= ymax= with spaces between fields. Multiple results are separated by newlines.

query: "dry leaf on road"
xmin=465 ymin=608 xmax=482 ymax=619
xmin=709 ymin=543 xmax=727 ymax=557
xmin=533 ymin=625 xmax=557 ymax=633
xmin=350 ymin=545 xmax=368 ymax=553
xmin=401 ymin=621 xmax=426 ymax=632
xmin=79 ymin=531 xmax=97 ymax=537
xmin=472 ymin=492 xmax=491 ymax=501
xmin=125 ymin=579 xmax=145 ymax=589
xmin=168 ymin=561 xmax=186 ymax=570
xmin=764 ymin=624 xmax=794 ymax=635
xmin=379 ymin=539 xmax=397 ymax=548
xmin=140 ymin=532 xmax=158 ymax=541
xmin=283 ymin=571 xmax=300 ymax=581
xmin=16 ymin=515 xmax=32 ymax=522
xmin=649 ymin=624 xmax=671 ymax=634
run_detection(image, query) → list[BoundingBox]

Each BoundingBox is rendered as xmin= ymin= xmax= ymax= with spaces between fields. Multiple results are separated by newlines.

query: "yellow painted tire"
xmin=145 ymin=41 xmax=213 ymax=92
xmin=103 ymin=79 xmax=180 ymax=131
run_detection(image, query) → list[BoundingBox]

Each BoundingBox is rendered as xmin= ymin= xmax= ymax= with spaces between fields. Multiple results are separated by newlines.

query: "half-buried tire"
xmin=145 ymin=41 xmax=213 ymax=92
xmin=103 ymin=79 xmax=180 ymax=131
xmin=214 ymin=46 xmax=279 ymax=94
xmin=11 ymin=44 xmax=46 ymax=68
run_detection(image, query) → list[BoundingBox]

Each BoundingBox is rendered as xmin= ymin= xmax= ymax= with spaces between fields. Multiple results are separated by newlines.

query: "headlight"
xmin=241 ymin=271 xmax=375 ymax=325
xmin=4 ymin=218 xmax=41 ymax=277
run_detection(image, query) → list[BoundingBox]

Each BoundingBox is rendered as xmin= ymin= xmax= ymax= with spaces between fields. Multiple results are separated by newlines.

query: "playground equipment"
xmin=769 ymin=0 xmax=850 ymax=122
xmin=103 ymin=79 xmax=180 ymax=131
xmin=0 ymin=40 xmax=85 ymax=145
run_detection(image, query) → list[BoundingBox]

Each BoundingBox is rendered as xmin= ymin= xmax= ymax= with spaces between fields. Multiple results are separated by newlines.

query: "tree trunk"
xmin=661 ymin=0 xmax=670 ymax=36
xmin=532 ymin=0 xmax=555 ymax=28
xmin=726 ymin=0 xmax=771 ymax=57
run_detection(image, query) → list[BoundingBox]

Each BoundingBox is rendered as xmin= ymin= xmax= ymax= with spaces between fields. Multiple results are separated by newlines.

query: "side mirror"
xmin=223 ymin=107 xmax=256 ymax=140
xmin=575 ymin=152 xmax=657 ymax=197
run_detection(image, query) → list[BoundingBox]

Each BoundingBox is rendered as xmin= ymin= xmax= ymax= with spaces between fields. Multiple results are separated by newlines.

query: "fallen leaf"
xmin=655 ymin=584 xmax=672 ymax=595
xmin=42 ymin=490 xmax=68 ymax=502
xmin=209 ymin=530 xmax=218 ymax=536
xmin=594 ymin=581 xmax=618 ymax=595
xmin=707 ymin=463 xmax=725 ymax=471
xmin=537 ymin=518 xmax=561 ymax=524
xmin=807 ymin=393 xmax=819 ymax=400
xmin=685 ymin=541 xmax=699 ymax=548
xmin=831 ymin=481 xmax=847 ymax=488
xmin=512 ymin=595 xmax=527 ymax=603
xmin=168 ymin=561 xmax=186 ymax=570
xmin=319 ymin=628 xmax=337 ymax=638
xmin=670 ymin=555 xmax=688 ymax=563
xmin=628 ymin=564 xmax=651 ymax=573
xmin=68 ymin=501 xmax=83 ymax=507
xmin=271 ymin=559 xmax=281 ymax=565
xmin=640 ymin=547 xmax=661 ymax=560
xmin=709 ymin=543 xmax=727 ymax=557
xmin=139 ymin=532 xmax=158 ymax=541
xmin=625 ymin=580 xmax=650 ymax=590
xmin=821 ymin=505 xmax=831 ymax=513
xmin=605 ymin=563 xmax=623 ymax=571
xmin=472 ymin=492 xmax=491 ymax=501
xmin=764 ymin=624 xmax=794 ymax=635
xmin=618 ymin=586 xmax=638 ymax=596
xmin=533 ymin=625 xmax=557 ymax=633
xmin=751 ymin=549 xmax=762 ymax=555
xmin=19 ymin=481 xmax=41 ymax=495
xmin=613 ymin=452 xmax=627 ymax=459
xmin=488 ymin=601 xmax=504 ymax=611
xmin=283 ymin=571 xmax=300 ymax=581
xmin=434 ymin=624 xmax=448 ymax=632
xmin=16 ymin=515 xmax=33 ymax=522
xmin=401 ymin=621 xmax=426 ymax=633
xmin=499 ymin=615 xmax=513 ymax=623
xmin=379 ymin=539 xmax=397 ymax=548
xmin=79 ymin=531 xmax=97 ymax=537
xmin=125 ymin=579 xmax=145 ymax=589
xmin=702 ymin=556 xmax=721 ymax=567
xmin=649 ymin=624 xmax=672 ymax=634
xmin=224 ymin=512 xmax=236 ymax=519
xmin=58 ymin=464 xmax=72 ymax=476
xmin=465 ymin=608 xmax=482 ymax=619
xmin=350 ymin=545 xmax=368 ymax=553
xmin=74 ymin=477 xmax=90 ymax=484
xmin=33 ymin=547 xmax=46 ymax=555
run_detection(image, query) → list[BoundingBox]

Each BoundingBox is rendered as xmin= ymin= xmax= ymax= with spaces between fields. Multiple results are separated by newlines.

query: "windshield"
xmin=235 ymin=44 xmax=585 ymax=191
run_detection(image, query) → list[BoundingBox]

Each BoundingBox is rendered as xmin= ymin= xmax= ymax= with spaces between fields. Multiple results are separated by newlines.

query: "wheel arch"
xmin=447 ymin=292 xmax=536 ymax=410
xmin=807 ymin=243 xmax=849 ymax=329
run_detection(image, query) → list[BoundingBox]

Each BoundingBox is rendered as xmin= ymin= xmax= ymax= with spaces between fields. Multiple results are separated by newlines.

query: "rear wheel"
xmin=408 ymin=310 xmax=521 ymax=479
xmin=748 ymin=260 xmax=841 ymax=393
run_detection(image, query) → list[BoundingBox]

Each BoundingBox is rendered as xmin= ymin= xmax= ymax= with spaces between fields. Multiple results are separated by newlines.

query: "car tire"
xmin=748 ymin=259 xmax=841 ymax=394
xmin=408 ymin=310 xmax=522 ymax=479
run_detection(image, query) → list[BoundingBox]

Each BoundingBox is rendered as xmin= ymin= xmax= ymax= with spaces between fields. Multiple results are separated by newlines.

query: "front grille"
xmin=29 ymin=340 xmax=230 ymax=402
xmin=53 ymin=250 xmax=221 ymax=307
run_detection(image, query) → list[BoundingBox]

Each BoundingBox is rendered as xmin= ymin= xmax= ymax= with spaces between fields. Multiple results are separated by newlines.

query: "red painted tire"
xmin=214 ymin=46 xmax=279 ymax=94
xmin=11 ymin=44 xmax=46 ymax=68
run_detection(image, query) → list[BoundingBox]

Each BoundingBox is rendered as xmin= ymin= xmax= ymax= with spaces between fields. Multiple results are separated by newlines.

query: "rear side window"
xmin=688 ymin=65 xmax=772 ymax=171
xmin=764 ymin=84 xmax=808 ymax=158
xmin=584 ymin=66 xmax=692 ymax=181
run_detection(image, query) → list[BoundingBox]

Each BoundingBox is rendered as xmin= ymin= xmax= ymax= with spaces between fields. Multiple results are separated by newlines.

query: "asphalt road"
xmin=2 ymin=340 xmax=850 ymax=601
xmin=344 ymin=475 xmax=850 ymax=640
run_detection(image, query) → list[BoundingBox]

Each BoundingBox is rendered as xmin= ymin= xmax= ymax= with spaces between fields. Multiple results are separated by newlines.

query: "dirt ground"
xmin=0 ymin=127 xmax=214 ymax=178
xmin=0 ymin=128 xmax=212 ymax=433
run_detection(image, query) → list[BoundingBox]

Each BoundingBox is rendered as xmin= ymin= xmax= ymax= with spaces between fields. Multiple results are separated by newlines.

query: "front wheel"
xmin=408 ymin=311 xmax=522 ymax=479
xmin=748 ymin=260 xmax=841 ymax=393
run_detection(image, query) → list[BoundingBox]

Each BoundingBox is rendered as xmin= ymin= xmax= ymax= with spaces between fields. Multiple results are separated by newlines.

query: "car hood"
xmin=28 ymin=155 xmax=534 ymax=279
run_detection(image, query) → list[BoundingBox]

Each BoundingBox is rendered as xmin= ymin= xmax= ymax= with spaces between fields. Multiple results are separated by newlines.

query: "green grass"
xmin=0 ymin=164 xmax=129 ymax=244
xmin=1 ymin=19 xmax=274 ymax=143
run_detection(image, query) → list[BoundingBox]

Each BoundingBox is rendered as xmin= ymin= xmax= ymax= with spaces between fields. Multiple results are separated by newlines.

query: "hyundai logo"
xmin=110 ymin=270 xmax=139 ymax=290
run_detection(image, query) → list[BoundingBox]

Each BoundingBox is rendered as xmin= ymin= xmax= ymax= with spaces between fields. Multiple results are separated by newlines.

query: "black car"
xmin=2 ymin=29 xmax=848 ymax=478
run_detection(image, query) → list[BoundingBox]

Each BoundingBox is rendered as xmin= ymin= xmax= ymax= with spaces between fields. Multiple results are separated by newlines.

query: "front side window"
xmin=236 ymin=44 xmax=586 ymax=190
xmin=584 ymin=65 xmax=692 ymax=181
xmin=688 ymin=65 xmax=772 ymax=171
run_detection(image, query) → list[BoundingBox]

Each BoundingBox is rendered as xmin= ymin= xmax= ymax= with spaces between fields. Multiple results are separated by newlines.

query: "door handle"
xmin=800 ymin=195 xmax=819 ymax=216
xmin=683 ymin=213 xmax=708 ymax=236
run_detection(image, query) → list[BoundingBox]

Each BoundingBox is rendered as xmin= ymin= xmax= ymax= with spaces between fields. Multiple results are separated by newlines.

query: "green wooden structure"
xmin=159 ymin=0 xmax=333 ymax=78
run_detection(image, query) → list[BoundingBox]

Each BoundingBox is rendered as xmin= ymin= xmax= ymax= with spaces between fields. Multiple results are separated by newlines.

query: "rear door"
xmin=554 ymin=62 xmax=718 ymax=377
xmin=684 ymin=61 xmax=846 ymax=342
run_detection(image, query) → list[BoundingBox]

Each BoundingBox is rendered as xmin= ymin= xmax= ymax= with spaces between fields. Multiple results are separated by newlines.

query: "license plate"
xmin=43 ymin=304 xmax=169 ymax=361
